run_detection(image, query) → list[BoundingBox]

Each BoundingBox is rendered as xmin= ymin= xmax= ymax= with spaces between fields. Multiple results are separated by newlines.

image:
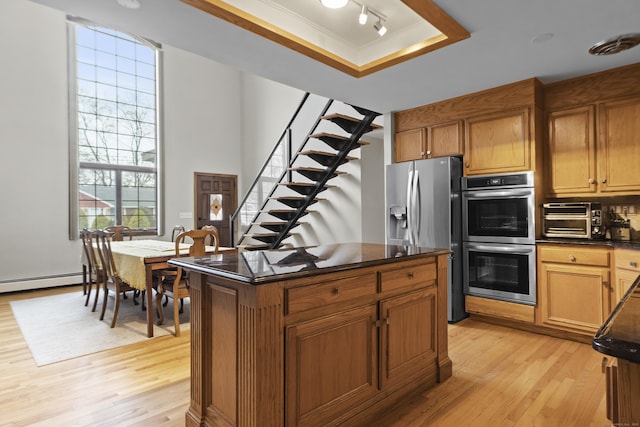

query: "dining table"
xmin=108 ymin=239 xmax=235 ymax=337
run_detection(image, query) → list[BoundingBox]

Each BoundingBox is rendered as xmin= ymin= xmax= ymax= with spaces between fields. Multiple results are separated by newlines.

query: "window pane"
xmin=74 ymin=22 xmax=159 ymax=233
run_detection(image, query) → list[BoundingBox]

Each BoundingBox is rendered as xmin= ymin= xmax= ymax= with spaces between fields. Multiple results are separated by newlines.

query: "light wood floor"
xmin=1 ymin=285 xmax=610 ymax=426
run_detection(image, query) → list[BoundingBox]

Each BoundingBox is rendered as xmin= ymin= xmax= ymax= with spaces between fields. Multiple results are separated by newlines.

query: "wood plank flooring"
xmin=0 ymin=285 xmax=610 ymax=426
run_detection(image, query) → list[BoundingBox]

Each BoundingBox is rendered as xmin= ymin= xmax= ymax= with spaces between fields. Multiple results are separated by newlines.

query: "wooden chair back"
xmin=175 ymin=227 xmax=220 ymax=257
xmin=171 ymin=225 xmax=186 ymax=242
xmin=104 ymin=225 xmax=132 ymax=241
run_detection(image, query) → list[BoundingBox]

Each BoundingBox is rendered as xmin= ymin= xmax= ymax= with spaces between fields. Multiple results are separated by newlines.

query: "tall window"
xmin=69 ymin=18 xmax=162 ymax=237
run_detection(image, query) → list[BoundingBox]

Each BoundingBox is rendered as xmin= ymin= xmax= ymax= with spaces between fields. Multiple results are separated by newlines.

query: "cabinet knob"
xmin=426 ymin=150 xmax=431 ymax=155
xmin=421 ymin=151 xmax=425 ymax=156
xmin=333 ymin=287 xmax=340 ymax=295
xmin=408 ymin=272 xmax=414 ymax=279
xmin=569 ymin=255 xmax=576 ymax=262
xmin=588 ymin=178 xmax=595 ymax=184
xmin=465 ymin=163 xmax=470 ymax=168
xmin=601 ymin=178 xmax=607 ymax=183
xmin=631 ymin=261 xmax=638 ymax=268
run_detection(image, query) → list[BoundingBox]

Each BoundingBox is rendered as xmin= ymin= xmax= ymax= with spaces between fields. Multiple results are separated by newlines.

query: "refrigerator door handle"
xmin=406 ymin=166 xmax=415 ymax=244
xmin=412 ymin=169 xmax=421 ymax=244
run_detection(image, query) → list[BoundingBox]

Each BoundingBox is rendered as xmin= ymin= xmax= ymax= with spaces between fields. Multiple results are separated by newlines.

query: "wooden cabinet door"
xmin=428 ymin=121 xmax=463 ymax=158
xmin=394 ymin=128 xmax=425 ymax=162
xmin=285 ymin=304 xmax=378 ymax=427
xmin=537 ymin=262 xmax=611 ymax=335
xmin=546 ymin=106 xmax=596 ymax=196
xmin=463 ymin=108 xmax=530 ymax=175
xmin=598 ymin=97 xmax=640 ymax=194
xmin=379 ymin=287 xmax=437 ymax=389
xmin=613 ymin=269 xmax=638 ymax=309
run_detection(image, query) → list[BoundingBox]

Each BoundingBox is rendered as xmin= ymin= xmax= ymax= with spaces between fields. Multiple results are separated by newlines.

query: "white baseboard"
xmin=0 ymin=274 xmax=83 ymax=293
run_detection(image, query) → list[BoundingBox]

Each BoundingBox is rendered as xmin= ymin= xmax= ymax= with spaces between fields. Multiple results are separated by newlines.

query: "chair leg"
xmin=82 ymin=265 xmax=88 ymax=296
xmin=155 ymin=290 xmax=164 ymax=326
xmin=174 ymin=295 xmax=181 ymax=337
xmin=111 ymin=290 xmax=121 ymax=328
xmin=84 ymin=274 xmax=92 ymax=307
xmin=179 ymin=298 xmax=184 ymax=314
xmin=92 ymin=279 xmax=101 ymax=312
xmin=99 ymin=286 xmax=109 ymax=321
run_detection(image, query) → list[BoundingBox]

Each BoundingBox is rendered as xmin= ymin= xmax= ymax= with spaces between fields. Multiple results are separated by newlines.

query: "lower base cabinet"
xmin=536 ymin=244 xmax=611 ymax=336
xmin=603 ymin=356 xmax=640 ymax=424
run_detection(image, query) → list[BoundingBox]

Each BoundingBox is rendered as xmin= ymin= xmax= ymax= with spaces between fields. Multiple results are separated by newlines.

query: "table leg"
xmin=146 ymin=265 xmax=154 ymax=338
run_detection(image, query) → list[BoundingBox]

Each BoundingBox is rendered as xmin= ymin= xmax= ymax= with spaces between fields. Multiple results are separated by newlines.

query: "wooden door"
xmin=195 ymin=173 xmax=237 ymax=247
xmin=285 ymin=304 xmax=378 ymax=427
xmin=428 ymin=121 xmax=463 ymax=158
xmin=379 ymin=287 xmax=437 ymax=389
xmin=546 ymin=106 xmax=596 ymax=196
xmin=598 ymin=97 xmax=640 ymax=194
xmin=537 ymin=262 xmax=610 ymax=335
xmin=464 ymin=108 xmax=530 ymax=175
xmin=394 ymin=128 xmax=425 ymax=162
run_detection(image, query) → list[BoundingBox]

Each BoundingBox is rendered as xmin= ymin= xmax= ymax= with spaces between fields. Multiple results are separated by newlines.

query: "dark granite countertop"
xmin=593 ymin=275 xmax=640 ymax=364
xmin=536 ymin=238 xmax=640 ymax=250
xmin=168 ymin=242 xmax=450 ymax=284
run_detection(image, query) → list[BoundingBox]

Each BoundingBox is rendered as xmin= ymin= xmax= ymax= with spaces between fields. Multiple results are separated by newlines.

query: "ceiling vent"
xmin=589 ymin=33 xmax=640 ymax=55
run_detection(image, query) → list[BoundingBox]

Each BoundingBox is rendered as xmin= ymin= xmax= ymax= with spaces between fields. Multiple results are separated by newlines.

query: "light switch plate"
xmin=179 ymin=212 xmax=193 ymax=219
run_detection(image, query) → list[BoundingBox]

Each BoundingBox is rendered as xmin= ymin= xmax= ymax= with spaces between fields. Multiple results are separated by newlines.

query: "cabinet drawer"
xmin=286 ymin=273 xmax=377 ymax=314
xmin=615 ymin=249 xmax=640 ymax=272
xmin=380 ymin=262 xmax=437 ymax=293
xmin=538 ymin=245 xmax=610 ymax=267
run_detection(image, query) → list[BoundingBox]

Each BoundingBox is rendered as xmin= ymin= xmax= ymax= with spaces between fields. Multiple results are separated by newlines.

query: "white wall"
xmin=0 ymin=0 xmax=385 ymax=292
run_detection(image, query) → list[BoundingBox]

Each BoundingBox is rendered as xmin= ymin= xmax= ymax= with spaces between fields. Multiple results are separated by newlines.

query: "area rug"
xmin=10 ymin=290 xmax=189 ymax=366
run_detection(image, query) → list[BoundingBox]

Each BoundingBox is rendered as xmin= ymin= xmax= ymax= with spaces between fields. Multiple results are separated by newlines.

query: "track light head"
xmin=358 ymin=5 xmax=368 ymax=25
xmin=374 ymin=19 xmax=387 ymax=36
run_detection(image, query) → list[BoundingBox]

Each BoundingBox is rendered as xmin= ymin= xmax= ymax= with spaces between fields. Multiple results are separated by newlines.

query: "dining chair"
xmin=104 ymin=225 xmax=132 ymax=241
xmin=171 ymin=225 xmax=186 ymax=242
xmin=80 ymin=229 xmax=104 ymax=311
xmin=155 ymin=227 xmax=220 ymax=336
xmin=94 ymin=230 xmax=139 ymax=328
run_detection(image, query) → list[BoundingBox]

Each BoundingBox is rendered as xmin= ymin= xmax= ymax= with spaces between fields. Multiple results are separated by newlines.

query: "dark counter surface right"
xmin=592 ymin=275 xmax=640 ymax=363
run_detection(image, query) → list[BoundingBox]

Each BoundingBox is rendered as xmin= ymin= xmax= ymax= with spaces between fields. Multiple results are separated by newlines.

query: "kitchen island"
xmin=169 ymin=242 xmax=452 ymax=427
xmin=593 ymin=274 xmax=640 ymax=424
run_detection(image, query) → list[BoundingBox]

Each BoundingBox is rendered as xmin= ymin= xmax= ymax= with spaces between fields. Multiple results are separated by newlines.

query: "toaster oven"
xmin=542 ymin=202 xmax=605 ymax=239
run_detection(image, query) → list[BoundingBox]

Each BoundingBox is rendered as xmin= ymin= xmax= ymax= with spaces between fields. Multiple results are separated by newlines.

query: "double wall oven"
xmin=462 ymin=172 xmax=536 ymax=305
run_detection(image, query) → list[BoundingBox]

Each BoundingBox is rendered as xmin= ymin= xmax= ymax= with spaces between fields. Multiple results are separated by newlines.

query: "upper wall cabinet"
xmin=545 ymin=97 xmax=640 ymax=197
xmin=463 ymin=107 xmax=532 ymax=175
xmin=393 ymin=78 xmax=543 ymax=176
xmin=394 ymin=121 xmax=462 ymax=163
xmin=546 ymin=106 xmax=597 ymax=196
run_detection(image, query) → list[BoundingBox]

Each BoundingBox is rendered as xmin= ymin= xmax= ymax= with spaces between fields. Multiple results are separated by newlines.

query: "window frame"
xmin=67 ymin=17 xmax=164 ymax=239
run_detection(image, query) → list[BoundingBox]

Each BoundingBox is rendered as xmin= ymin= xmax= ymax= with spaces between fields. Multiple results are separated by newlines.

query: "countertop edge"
xmin=169 ymin=245 xmax=451 ymax=285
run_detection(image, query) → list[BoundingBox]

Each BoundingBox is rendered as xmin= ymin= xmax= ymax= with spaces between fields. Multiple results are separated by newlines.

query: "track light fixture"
xmin=374 ymin=18 xmax=387 ymax=36
xmin=358 ymin=5 xmax=368 ymax=25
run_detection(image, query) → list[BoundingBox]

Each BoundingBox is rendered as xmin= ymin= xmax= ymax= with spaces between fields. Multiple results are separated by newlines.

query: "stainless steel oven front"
xmin=463 ymin=241 xmax=536 ymax=305
xmin=462 ymin=172 xmax=535 ymax=245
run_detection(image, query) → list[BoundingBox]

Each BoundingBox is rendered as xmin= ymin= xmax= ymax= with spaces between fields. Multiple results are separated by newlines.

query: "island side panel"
xmin=437 ymin=253 xmax=452 ymax=382
xmin=237 ymin=282 xmax=284 ymax=427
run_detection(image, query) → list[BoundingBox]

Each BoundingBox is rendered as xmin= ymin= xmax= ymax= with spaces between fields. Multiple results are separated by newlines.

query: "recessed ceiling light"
xmin=320 ymin=0 xmax=349 ymax=9
xmin=117 ymin=0 xmax=141 ymax=9
xmin=531 ymin=33 xmax=554 ymax=44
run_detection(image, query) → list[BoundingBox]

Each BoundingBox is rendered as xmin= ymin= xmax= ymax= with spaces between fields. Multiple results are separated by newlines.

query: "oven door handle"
xmin=464 ymin=189 xmax=533 ymax=199
xmin=468 ymin=244 xmax=534 ymax=254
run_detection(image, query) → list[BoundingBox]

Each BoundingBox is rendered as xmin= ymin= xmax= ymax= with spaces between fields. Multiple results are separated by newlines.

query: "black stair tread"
xmin=309 ymin=132 xmax=371 ymax=145
xmin=245 ymin=232 xmax=278 ymax=237
xmin=272 ymin=196 xmax=325 ymax=201
xmin=349 ymin=105 xmax=382 ymax=117
xmin=271 ymin=196 xmax=323 ymax=208
xmin=278 ymin=182 xmax=337 ymax=187
xmin=299 ymin=150 xmax=357 ymax=160
xmin=322 ymin=113 xmax=383 ymax=130
xmin=289 ymin=167 xmax=347 ymax=174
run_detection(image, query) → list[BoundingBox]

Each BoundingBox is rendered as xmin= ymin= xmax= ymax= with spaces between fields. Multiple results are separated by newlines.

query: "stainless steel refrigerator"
xmin=386 ymin=156 xmax=466 ymax=323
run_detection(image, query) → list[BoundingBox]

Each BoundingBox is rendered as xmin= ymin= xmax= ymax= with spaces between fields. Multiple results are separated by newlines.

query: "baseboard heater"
xmin=0 ymin=273 xmax=83 ymax=294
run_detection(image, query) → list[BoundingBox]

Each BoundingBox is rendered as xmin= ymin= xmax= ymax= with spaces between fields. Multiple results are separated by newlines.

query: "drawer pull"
xmin=569 ymin=255 xmax=576 ymax=262
xmin=408 ymin=272 xmax=414 ymax=279
xmin=333 ymin=287 xmax=340 ymax=295
xmin=630 ymin=261 xmax=638 ymax=268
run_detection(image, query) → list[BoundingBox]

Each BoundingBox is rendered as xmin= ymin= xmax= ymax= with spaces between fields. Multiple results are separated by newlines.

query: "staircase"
xmin=231 ymin=94 xmax=381 ymax=250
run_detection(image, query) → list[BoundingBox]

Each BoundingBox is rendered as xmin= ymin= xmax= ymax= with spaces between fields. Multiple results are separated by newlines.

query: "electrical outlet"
xmin=629 ymin=205 xmax=637 ymax=215
xmin=615 ymin=205 xmax=622 ymax=214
